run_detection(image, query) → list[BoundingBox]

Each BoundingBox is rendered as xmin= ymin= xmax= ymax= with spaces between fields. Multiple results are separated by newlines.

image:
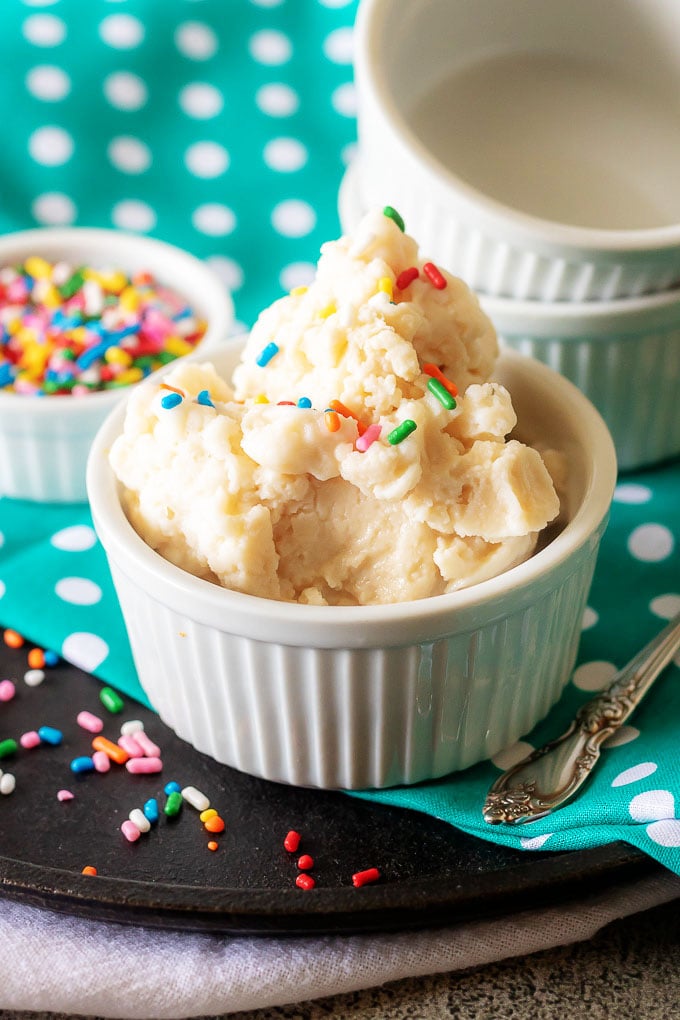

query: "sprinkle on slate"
xmin=382 ymin=205 xmax=405 ymax=232
xmin=99 ymin=687 xmax=124 ymax=714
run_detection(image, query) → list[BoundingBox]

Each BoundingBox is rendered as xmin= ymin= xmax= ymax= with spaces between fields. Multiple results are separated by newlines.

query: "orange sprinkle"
xmin=328 ymin=399 xmax=368 ymax=436
xmin=27 ymin=648 xmax=45 ymax=669
xmin=91 ymin=735 xmax=129 ymax=765
xmin=3 ymin=629 xmax=24 ymax=649
xmin=204 ymin=815 xmax=226 ymax=834
xmin=159 ymin=383 xmax=185 ymax=397
xmin=207 ymin=840 xmax=219 ymax=852
xmin=81 ymin=865 xmax=98 ymax=876
xmin=324 ymin=409 xmax=341 ymax=433
xmin=422 ymin=363 xmax=458 ymax=397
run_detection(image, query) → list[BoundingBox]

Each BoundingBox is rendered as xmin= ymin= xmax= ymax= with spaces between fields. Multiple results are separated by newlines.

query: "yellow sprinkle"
xmin=7 ymin=318 xmax=21 ymax=335
xmin=24 ymin=256 xmax=53 ymax=280
xmin=104 ymin=346 xmax=132 ymax=367
xmin=199 ymin=808 xmax=218 ymax=823
xmin=70 ymin=326 xmax=88 ymax=343
xmin=378 ymin=277 xmax=393 ymax=300
xmin=20 ymin=346 xmax=49 ymax=373
xmin=114 ymin=367 xmax=144 ymax=385
xmin=255 ymin=393 xmax=268 ymax=404
xmin=119 ymin=286 xmax=141 ymax=312
xmin=163 ymin=336 xmax=193 ymax=357
xmin=290 ymin=286 xmax=308 ymax=297
xmin=318 ymin=303 xmax=336 ymax=319
xmin=99 ymin=270 xmax=128 ymax=294
xmin=41 ymin=284 xmax=62 ymax=309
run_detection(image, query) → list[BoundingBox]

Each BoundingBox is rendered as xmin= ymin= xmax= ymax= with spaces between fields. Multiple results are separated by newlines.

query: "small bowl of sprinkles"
xmin=0 ymin=227 xmax=234 ymax=503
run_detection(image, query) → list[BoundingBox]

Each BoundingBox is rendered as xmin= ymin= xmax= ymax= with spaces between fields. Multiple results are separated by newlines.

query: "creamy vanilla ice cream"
xmin=110 ymin=209 xmax=559 ymax=605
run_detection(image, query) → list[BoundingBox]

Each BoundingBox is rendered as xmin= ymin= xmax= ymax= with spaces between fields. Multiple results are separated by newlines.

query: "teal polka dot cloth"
xmin=0 ymin=0 xmax=679 ymax=877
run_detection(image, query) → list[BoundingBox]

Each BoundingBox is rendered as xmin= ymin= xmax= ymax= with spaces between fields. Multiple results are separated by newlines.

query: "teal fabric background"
xmin=0 ymin=0 xmax=679 ymax=876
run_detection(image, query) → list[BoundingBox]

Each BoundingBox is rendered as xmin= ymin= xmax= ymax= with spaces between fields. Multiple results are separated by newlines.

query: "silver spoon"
xmin=483 ymin=611 xmax=680 ymax=825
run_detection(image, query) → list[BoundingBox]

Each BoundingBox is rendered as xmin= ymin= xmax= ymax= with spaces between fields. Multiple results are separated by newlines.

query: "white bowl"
xmin=0 ymin=228 xmax=234 ymax=503
xmin=354 ymin=0 xmax=680 ymax=301
xmin=87 ymin=342 xmax=616 ymax=790
xmin=481 ymin=289 xmax=680 ymax=472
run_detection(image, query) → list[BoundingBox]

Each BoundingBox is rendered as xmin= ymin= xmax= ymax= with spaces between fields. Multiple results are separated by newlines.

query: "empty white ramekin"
xmin=87 ymin=341 xmax=616 ymax=790
xmin=481 ymin=290 xmax=680 ymax=472
xmin=354 ymin=0 xmax=680 ymax=301
xmin=0 ymin=228 xmax=234 ymax=503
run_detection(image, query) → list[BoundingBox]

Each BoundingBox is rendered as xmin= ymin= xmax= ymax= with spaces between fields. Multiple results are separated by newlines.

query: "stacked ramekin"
xmin=346 ymin=0 xmax=680 ymax=470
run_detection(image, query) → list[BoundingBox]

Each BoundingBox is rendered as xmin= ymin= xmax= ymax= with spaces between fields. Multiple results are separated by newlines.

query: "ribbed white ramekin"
xmin=481 ymin=291 xmax=680 ymax=472
xmin=87 ymin=342 xmax=616 ymax=790
xmin=353 ymin=0 xmax=680 ymax=301
xmin=0 ymin=228 xmax=234 ymax=503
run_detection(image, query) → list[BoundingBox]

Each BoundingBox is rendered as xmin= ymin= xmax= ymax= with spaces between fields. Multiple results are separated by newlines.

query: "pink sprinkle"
xmin=92 ymin=750 xmax=111 ymax=773
xmin=121 ymin=820 xmax=141 ymax=842
xmin=118 ymin=733 xmax=144 ymax=758
xmin=0 ymin=679 xmax=16 ymax=702
xmin=57 ymin=789 xmax=74 ymax=802
xmin=355 ymin=423 xmax=382 ymax=453
xmin=126 ymin=756 xmax=163 ymax=774
xmin=134 ymin=730 xmax=161 ymax=758
xmin=77 ymin=710 xmax=104 ymax=734
xmin=20 ymin=730 xmax=41 ymax=749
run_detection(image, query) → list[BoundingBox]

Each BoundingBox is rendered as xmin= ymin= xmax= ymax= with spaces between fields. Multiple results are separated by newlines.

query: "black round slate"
xmin=0 ymin=632 xmax=656 ymax=935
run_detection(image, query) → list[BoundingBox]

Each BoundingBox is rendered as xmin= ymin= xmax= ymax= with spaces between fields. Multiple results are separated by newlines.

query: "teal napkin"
xmin=0 ymin=0 xmax=679 ymax=877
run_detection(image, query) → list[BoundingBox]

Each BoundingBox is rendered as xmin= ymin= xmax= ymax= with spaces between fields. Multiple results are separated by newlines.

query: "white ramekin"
xmin=354 ymin=0 xmax=680 ymax=301
xmin=87 ymin=342 xmax=616 ymax=790
xmin=0 ymin=228 xmax=234 ymax=503
xmin=481 ymin=290 xmax=680 ymax=472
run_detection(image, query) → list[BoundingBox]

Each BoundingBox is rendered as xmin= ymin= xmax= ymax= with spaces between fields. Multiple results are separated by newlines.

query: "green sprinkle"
xmin=99 ymin=686 xmax=124 ymax=714
xmin=59 ymin=269 xmax=86 ymax=299
xmin=383 ymin=205 xmax=405 ymax=232
xmin=0 ymin=738 xmax=18 ymax=759
xmin=164 ymin=791 xmax=184 ymax=817
xmin=387 ymin=419 xmax=417 ymax=445
xmin=427 ymin=377 xmax=457 ymax=410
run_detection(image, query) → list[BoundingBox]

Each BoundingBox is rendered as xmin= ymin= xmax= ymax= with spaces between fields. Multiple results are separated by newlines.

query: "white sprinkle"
xmin=24 ymin=669 xmax=45 ymax=687
xmin=181 ymin=785 xmax=210 ymax=812
xmin=0 ymin=773 xmax=16 ymax=795
xmin=129 ymin=808 xmax=151 ymax=833
xmin=120 ymin=719 xmax=145 ymax=735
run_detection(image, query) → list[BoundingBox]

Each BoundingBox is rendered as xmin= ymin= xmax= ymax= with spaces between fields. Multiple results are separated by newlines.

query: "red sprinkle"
xmin=207 ymin=840 xmax=219 ymax=852
xmin=284 ymin=830 xmax=301 ymax=853
xmin=422 ymin=362 xmax=458 ymax=397
xmin=81 ymin=865 xmax=97 ymax=876
xmin=352 ymin=867 xmax=381 ymax=888
xmin=295 ymin=873 xmax=315 ymax=890
xmin=396 ymin=267 xmax=419 ymax=290
xmin=297 ymin=854 xmax=314 ymax=871
xmin=423 ymin=262 xmax=447 ymax=290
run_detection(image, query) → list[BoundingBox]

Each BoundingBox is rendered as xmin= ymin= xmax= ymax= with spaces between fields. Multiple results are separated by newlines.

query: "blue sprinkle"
xmin=0 ymin=362 xmax=15 ymax=387
xmin=164 ymin=780 xmax=181 ymax=795
xmin=70 ymin=756 xmax=95 ymax=774
xmin=255 ymin=341 xmax=279 ymax=367
xmin=297 ymin=396 xmax=312 ymax=408
xmin=38 ymin=726 xmax=63 ymax=746
xmin=143 ymin=797 xmax=160 ymax=824
xmin=43 ymin=650 xmax=59 ymax=667
xmin=196 ymin=389 xmax=214 ymax=407
xmin=161 ymin=392 xmax=183 ymax=409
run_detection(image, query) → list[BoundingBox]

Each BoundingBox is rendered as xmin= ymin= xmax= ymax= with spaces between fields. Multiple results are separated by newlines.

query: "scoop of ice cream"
xmin=110 ymin=209 xmax=559 ymax=605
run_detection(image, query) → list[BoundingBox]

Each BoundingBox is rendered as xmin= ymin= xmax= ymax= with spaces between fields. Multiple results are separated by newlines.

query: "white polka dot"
xmin=50 ymin=524 xmax=97 ymax=551
xmin=650 ymin=593 xmax=680 ymax=620
xmin=62 ymin=632 xmax=109 ymax=673
xmin=603 ymin=725 xmax=640 ymax=749
xmin=112 ymin=200 xmax=156 ymax=232
xmin=491 ymin=740 xmax=534 ymax=771
xmin=103 ymin=71 xmax=147 ymax=111
xmin=272 ymin=199 xmax=316 ymax=238
xmin=185 ymin=140 xmax=229 ymax=178
xmin=572 ymin=659 xmax=617 ymax=692
xmin=175 ymin=21 xmax=218 ymax=60
xmin=263 ymin=137 xmax=308 ymax=172
xmin=581 ymin=606 xmax=598 ymax=630
xmin=22 ymin=0 xmax=60 ymax=5
xmin=23 ymin=13 xmax=66 ymax=46
xmin=255 ymin=82 xmax=299 ymax=117
xmin=0 ymin=580 xmax=5 ymax=599
xmin=279 ymin=261 xmax=315 ymax=291
xmin=206 ymin=255 xmax=243 ymax=291
xmin=25 ymin=65 xmax=70 ymax=101
xmin=519 ymin=833 xmax=553 ymax=849
xmin=614 ymin=483 xmax=653 ymax=504
xmin=646 ymin=819 xmax=680 ymax=847
xmin=0 ymin=532 xmax=4 ymax=548
xmin=629 ymin=789 xmax=674 ymax=822
xmin=192 ymin=203 xmax=236 ymax=236
xmin=628 ymin=523 xmax=674 ymax=562
xmin=323 ymin=26 xmax=353 ymax=64
xmin=318 ymin=0 xmax=354 ymax=6
xmin=179 ymin=82 xmax=223 ymax=118
xmin=55 ymin=577 xmax=103 ymax=606
xmin=249 ymin=0 xmax=284 ymax=6
xmin=341 ymin=141 xmax=357 ymax=166
xmin=331 ymin=81 xmax=357 ymax=117
xmin=249 ymin=29 xmax=292 ymax=65
xmin=28 ymin=125 xmax=73 ymax=166
xmin=107 ymin=136 xmax=151 ymax=174
xmin=31 ymin=191 xmax=76 ymax=226
xmin=99 ymin=13 xmax=144 ymax=49
xmin=611 ymin=761 xmax=658 ymax=787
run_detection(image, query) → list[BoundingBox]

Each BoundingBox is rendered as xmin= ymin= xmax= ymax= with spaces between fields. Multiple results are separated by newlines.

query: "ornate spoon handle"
xmin=483 ymin=612 xmax=680 ymax=825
